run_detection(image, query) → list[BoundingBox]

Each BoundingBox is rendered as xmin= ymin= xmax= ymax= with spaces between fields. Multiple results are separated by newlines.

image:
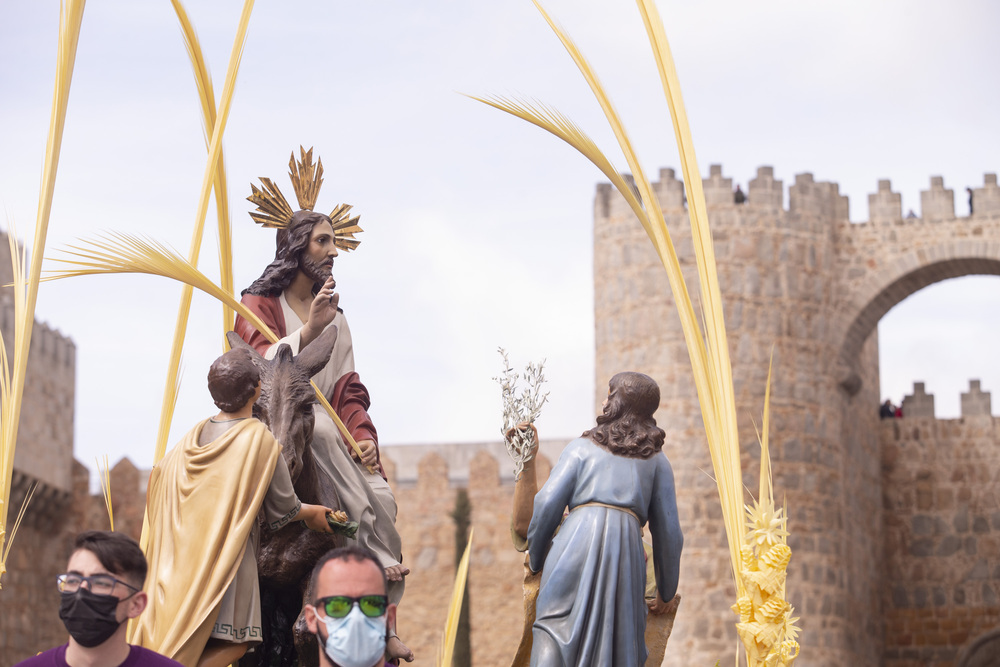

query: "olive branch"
xmin=494 ymin=348 xmax=549 ymax=480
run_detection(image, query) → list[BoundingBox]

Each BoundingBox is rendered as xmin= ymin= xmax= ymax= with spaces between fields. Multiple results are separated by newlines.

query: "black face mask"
xmin=59 ymin=588 xmax=124 ymax=648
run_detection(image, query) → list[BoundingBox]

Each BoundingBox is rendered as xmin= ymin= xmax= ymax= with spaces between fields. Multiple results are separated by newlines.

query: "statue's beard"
xmin=301 ymin=255 xmax=332 ymax=286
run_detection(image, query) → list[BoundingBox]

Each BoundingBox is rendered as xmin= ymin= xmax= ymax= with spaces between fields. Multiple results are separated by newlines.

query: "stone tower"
xmin=0 ymin=228 xmax=78 ymax=662
xmin=593 ymin=166 xmax=1000 ymax=667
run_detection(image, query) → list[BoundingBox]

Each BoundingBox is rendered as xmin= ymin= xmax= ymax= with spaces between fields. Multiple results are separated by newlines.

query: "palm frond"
xmin=633 ymin=0 xmax=744 ymax=596
xmin=477 ymin=2 xmax=798 ymax=663
xmin=169 ymin=0 xmax=236 ymax=337
xmin=438 ymin=528 xmax=474 ymax=667
xmin=759 ymin=352 xmax=774 ymax=504
xmin=97 ymin=456 xmax=114 ymax=531
xmin=467 ymin=95 xmax=649 ymax=233
xmin=1 ymin=482 xmax=37 ymax=578
xmin=0 ymin=0 xmax=86 ymax=587
xmin=153 ymin=0 xmax=254 ymax=465
xmin=44 ymin=233 xmax=368 ymax=465
xmin=526 ymin=2 xmax=721 ymax=472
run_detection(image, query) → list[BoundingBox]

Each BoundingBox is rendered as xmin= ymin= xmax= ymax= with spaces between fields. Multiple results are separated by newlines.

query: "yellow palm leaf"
xmin=44 ymin=233 xmax=368 ymax=466
xmin=169 ymin=0 xmax=236 ymax=337
xmin=467 ymin=95 xmax=649 ymax=231
xmin=476 ymin=2 xmax=799 ymax=663
xmin=153 ymin=0 xmax=254 ymax=466
xmin=634 ymin=0 xmax=746 ymax=589
xmin=0 ymin=0 xmax=86 ymax=588
xmin=438 ymin=528 xmax=474 ymax=667
xmin=97 ymin=455 xmax=114 ymax=531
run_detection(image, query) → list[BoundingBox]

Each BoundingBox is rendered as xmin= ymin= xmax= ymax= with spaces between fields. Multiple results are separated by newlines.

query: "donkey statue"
xmin=227 ymin=328 xmax=342 ymax=667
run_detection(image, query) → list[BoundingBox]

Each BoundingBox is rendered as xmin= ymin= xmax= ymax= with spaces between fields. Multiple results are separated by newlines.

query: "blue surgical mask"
xmin=320 ymin=605 xmax=386 ymax=667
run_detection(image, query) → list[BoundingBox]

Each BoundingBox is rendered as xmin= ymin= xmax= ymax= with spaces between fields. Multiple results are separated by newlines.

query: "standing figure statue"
xmin=234 ymin=148 xmax=411 ymax=663
xmin=526 ymin=372 xmax=683 ymax=667
xmin=132 ymin=347 xmax=335 ymax=667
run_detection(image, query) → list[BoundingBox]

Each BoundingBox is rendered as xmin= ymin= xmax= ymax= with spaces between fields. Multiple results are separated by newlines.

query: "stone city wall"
xmin=383 ymin=443 xmax=554 ymax=667
xmin=0 ymin=230 xmax=77 ymax=495
xmin=880 ymin=384 xmax=1000 ymax=667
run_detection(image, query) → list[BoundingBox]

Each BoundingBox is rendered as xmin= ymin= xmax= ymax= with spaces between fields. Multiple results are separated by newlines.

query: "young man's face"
xmin=300 ymin=219 xmax=338 ymax=285
xmin=65 ymin=548 xmax=145 ymax=626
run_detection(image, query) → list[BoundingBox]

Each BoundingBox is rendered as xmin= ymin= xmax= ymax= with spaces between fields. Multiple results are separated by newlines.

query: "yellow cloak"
xmin=130 ymin=418 xmax=281 ymax=667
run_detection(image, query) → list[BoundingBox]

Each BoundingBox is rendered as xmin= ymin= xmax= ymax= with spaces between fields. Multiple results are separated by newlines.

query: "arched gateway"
xmin=594 ymin=166 xmax=1000 ymax=667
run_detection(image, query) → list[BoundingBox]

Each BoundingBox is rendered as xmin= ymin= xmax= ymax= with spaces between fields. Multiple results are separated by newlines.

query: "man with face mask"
xmin=15 ymin=531 xmax=182 ymax=667
xmin=303 ymin=546 xmax=396 ymax=667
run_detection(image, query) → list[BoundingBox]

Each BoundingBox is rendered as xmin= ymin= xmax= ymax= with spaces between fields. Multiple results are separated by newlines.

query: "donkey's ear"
xmin=295 ymin=325 xmax=339 ymax=378
xmin=226 ymin=331 xmax=269 ymax=374
xmin=227 ymin=330 xmax=256 ymax=355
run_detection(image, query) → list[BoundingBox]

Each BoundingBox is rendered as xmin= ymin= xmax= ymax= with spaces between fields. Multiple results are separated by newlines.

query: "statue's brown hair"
xmin=243 ymin=210 xmax=331 ymax=297
xmin=583 ymin=371 xmax=665 ymax=459
xmin=207 ymin=347 xmax=260 ymax=413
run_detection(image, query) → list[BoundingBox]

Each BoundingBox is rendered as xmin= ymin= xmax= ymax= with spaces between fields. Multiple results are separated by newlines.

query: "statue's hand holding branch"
xmin=301 ymin=277 xmax=339 ymax=347
xmin=352 ymin=439 xmax=379 ymax=469
xmin=508 ymin=422 xmax=539 ymax=540
xmin=297 ymin=503 xmax=336 ymax=533
xmin=505 ymin=422 xmax=539 ymax=459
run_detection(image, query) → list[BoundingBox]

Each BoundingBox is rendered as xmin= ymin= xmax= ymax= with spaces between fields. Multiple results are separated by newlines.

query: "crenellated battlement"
xmin=26 ymin=319 xmax=75 ymax=368
xmin=899 ymin=379 xmax=994 ymax=419
xmin=595 ymin=165 xmax=999 ymax=227
xmin=379 ymin=439 xmax=560 ymax=489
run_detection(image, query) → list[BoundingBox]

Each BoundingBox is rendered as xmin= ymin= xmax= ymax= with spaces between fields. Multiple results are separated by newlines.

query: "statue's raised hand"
xmin=302 ymin=277 xmax=339 ymax=346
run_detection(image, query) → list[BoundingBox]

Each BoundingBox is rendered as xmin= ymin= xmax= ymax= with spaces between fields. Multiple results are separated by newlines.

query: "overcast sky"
xmin=1 ymin=1 xmax=998 ymax=477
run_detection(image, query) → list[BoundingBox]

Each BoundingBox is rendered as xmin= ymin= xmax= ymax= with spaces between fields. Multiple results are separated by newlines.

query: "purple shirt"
xmin=14 ymin=644 xmax=183 ymax=667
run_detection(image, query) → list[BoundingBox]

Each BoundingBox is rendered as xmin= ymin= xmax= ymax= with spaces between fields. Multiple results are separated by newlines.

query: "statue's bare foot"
xmin=385 ymin=564 xmax=410 ymax=582
xmin=387 ymin=635 xmax=414 ymax=663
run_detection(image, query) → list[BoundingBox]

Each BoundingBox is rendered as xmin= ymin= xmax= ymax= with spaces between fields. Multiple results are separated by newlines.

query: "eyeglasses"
xmin=314 ymin=595 xmax=388 ymax=619
xmin=56 ymin=573 xmax=140 ymax=597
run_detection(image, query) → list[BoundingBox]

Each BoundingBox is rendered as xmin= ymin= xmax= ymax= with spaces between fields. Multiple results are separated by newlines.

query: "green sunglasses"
xmin=315 ymin=594 xmax=388 ymax=619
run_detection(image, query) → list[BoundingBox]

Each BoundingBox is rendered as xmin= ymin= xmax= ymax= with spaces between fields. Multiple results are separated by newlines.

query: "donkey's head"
xmin=226 ymin=327 xmax=338 ymax=483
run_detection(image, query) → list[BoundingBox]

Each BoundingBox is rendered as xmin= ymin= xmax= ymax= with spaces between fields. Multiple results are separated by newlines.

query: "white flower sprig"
xmin=494 ymin=347 xmax=549 ymax=480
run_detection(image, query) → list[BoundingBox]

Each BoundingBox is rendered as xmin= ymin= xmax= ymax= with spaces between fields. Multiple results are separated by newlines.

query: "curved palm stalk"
xmin=437 ymin=529 xmax=474 ymax=667
xmin=170 ymin=0 xmax=236 ymax=338
xmin=0 ymin=0 xmax=86 ymax=588
xmin=476 ymin=2 xmax=799 ymax=664
xmin=43 ymin=233 xmax=367 ymax=465
xmin=96 ymin=455 xmax=114 ymax=531
xmin=524 ymin=1 xmax=722 ymax=463
xmin=153 ymin=0 xmax=253 ymax=467
xmin=634 ymin=0 xmax=744 ymax=591
xmin=467 ymin=95 xmax=650 ymax=234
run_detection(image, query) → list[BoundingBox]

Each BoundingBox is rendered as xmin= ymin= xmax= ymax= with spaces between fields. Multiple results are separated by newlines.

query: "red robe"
xmin=234 ymin=294 xmax=385 ymax=478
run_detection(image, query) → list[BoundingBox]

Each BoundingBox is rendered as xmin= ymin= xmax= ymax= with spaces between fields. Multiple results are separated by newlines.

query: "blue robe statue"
xmin=527 ymin=437 xmax=682 ymax=667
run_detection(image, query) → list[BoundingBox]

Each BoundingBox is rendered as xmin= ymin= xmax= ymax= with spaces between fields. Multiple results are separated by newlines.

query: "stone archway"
xmin=956 ymin=628 xmax=1000 ymax=667
xmin=830 ymin=176 xmax=1000 ymax=395
xmin=835 ymin=256 xmax=1000 ymax=394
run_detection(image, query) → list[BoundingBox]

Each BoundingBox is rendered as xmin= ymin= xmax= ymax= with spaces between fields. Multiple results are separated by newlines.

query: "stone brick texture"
xmin=881 ymin=416 xmax=1000 ymax=667
xmin=386 ymin=447 xmax=554 ymax=667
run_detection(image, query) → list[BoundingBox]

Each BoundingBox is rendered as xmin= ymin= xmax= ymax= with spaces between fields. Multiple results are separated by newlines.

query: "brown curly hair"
xmin=207 ymin=348 xmax=260 ymax=413
xmin=582 ymin=371 xmax=664 ymax=460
